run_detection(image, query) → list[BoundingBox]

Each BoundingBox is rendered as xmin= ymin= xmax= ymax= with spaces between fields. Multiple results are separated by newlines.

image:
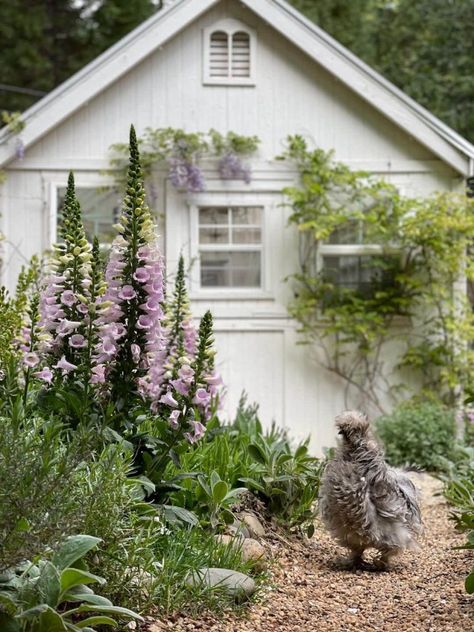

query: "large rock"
xmin=241 ymin=538 xmax=266 ymax=571
xmin=214 ymin=534 xmax=267 ymax=572
xmin=241 ymin=513 xmax=266 ymax=538
xmin=186 ymin=567 xmax=256 ymax=602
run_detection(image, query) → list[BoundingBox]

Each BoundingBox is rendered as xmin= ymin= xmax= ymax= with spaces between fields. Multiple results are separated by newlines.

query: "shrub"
xmin=375 ymin=400 xmax=456 ymax=470
xmin=0 ymin=411 xmax=133 ymax=573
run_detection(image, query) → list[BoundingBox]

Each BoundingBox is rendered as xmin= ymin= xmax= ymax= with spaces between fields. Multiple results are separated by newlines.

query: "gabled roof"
xmin=1 ymin=0 xmax=473 ymax=175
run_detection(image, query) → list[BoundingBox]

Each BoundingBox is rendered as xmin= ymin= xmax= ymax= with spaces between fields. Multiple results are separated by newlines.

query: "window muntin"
xmin=318 ymin=220 xmax=394 ymax=294
xmin=198 ymin=206 xmax=262 ymax=288
xmin=57 ymin=186 xmax=120 ymax=247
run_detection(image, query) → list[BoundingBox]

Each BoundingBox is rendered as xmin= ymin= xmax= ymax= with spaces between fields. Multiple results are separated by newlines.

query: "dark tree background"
xmin=289 ymin=0 xmax=474 ymax=142
xmin=0 ymin=0 xmax=160 ymax=113
xmin=1 ymin=0 xmax=473 ymax=142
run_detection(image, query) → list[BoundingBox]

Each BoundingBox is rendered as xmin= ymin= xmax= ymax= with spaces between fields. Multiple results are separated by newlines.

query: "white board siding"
xmin=22 ymin=0 xmax=441 ymax=167
xmin=214 ymin=328 xmax=285 ymax=431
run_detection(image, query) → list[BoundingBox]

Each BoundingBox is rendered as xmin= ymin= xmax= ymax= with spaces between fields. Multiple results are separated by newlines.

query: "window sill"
xmin=189 ymin=290 xmax=274 ymax=301
xmin=202 ymin=78 xmax=256 ymax=87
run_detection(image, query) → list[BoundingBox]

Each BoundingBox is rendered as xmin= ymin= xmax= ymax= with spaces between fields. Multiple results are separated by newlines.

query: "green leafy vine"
xmin=281 ymin=135 xmax=474 ymax=420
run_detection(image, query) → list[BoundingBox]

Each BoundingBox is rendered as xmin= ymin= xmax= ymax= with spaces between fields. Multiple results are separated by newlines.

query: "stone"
xmin=214 ymin=533 xmax=244 ymax=547
xmin=228 ymin=521 xmax=250 ymax=538
xmin=186 ymin=567 xmax=256 ymax=602
xmin=241 ymin=538 xmax=267 ymax=571
xmin=241 ymin=513 xmax=266 ymax=538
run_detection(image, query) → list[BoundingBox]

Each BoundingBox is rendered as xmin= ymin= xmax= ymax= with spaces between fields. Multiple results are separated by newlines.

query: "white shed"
xmin=1 ymin=0 xmax=473 ymax=450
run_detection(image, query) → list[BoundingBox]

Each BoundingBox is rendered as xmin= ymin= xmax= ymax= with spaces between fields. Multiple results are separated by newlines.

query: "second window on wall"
xmin=198 ymin=205 xmax=263 ymax=288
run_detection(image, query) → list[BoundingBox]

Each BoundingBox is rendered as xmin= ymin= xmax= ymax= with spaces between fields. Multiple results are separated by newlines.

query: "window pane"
xmin=231 ymin=227 xmax=261 ymax=244
xmin=199 ymin=207 xmax=229 ymax=225
xmin=327 ymin=221 xmax=362 ymax=245
xmin=199 ymin=227 xmax=229 ymax=244
xmin=57 ymin=186 xmax=120 ymax=245
xmin=231 ymin=206 xmax=261 ymax=225
xmin=322 ymin=255 xmax=384 ymax=291
xmin=200 ymin=251 xmax=261 ymax=288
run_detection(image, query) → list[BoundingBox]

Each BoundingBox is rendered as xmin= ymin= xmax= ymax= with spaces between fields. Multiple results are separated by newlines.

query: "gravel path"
xmin=149 ymin=473 xmax=473 ymax=632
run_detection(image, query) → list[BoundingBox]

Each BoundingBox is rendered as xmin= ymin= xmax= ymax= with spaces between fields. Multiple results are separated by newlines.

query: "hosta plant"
xmin=0 ymin=535 xmax=142 ymax=631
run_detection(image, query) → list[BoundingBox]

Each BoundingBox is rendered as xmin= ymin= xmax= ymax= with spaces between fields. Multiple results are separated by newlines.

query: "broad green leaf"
xmin=0 ymin=612 xmax=20 ymax=632
xmin=197 ymin=475 xmax=211 ymax=497
xmin=212 ymin=480 xmax=228 ymax=504
xmin=65 ymin=604 xmax=143 ymax=621
xmin=52 ymin=536 xmax=101 ymax=571
xmin=0 ymin=591 xmax=17 ymax=610
xmin=60 ymin=568 xmax=105 ymax=596
xmin=75 ymin=615 xmax=117 ymax=628
xmin=61 ymin=593 xmax=112 ymax=607
xmin=38 ymin=607 xmax=68 ymax=631
xmin=248 ymin=443 xmax=266 ymax=465
xmin=36 ymin=561 xmax=61 ymax=607
xmin=14 ymin=517 xmax=31 ymax=533
xmin=210 ymin=471 xmax=221 ymax=489
xmin=465 ymin=571 xmax=474 ymax=594
xmin=163 ymin=505 xmax=199 ymax=526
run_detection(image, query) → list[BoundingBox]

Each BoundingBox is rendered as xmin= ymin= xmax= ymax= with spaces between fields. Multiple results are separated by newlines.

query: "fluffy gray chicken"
xmin=319 ymin=410 xmax=422 ymax=569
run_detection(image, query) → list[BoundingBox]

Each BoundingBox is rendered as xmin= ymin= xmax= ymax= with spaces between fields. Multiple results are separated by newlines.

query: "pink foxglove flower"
xmin=169 ymin=409 xmax=181 ymax=429
xmin=184 ymin=420 xmax=206 ymax=444
xmin=192 ymin=387 xmax=212 ymax=408
xmin=23 ymin=352 xmax=40 ymax=368
xmin=159 ymin=390 xmax=179 ymax=408
xmin=33 ymin=367 xmax=54 ymax=384
xmin=54 ymin=356 xmax=77 ymax=375
xmin=69 ymin=334 xmax=86 ymax=349
xmin=119 ymin=285 xmax=137 ymax=301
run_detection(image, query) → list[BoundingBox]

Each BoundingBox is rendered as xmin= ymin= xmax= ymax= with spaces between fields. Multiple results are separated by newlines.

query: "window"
xmin=318 ymin=221 xmax=396 ymax=296
xmin=203 ymin=20 xmax=256 ymax=85
xmin=56 ymin=186 xmax=120 ymax=248
xmin=198 ymin=206 xmax=262 ymax=288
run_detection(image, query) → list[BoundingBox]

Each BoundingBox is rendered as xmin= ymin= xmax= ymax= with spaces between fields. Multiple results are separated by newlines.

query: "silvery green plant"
xmin=0 ymin=535 xmax=142 ymax=631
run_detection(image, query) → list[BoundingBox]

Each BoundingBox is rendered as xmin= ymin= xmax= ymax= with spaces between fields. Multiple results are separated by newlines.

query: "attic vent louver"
xmin=231 ymin=32 xmax=250 ymax=78
xmin=210 ymin=31 xmax=229 ymax=78
xmin=204 ymin=20 xmax=256 ymax=86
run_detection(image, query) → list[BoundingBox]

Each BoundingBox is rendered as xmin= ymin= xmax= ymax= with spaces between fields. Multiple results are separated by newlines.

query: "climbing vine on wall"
xmin=280 ymin=135 xmax=474 ymax=417
xmin=109 ymin=127 xmax=260 ymax=193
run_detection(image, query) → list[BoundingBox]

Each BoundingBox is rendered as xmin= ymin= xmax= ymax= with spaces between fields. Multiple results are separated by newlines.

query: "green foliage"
xmin=243 ymin=435 xmax=323 ymax=531
xmin=0 ymin=535 xmax=142 ymax=631
xmin=282 ymin=135 xmax=474 ymax=413
xmin=0 ymin=409 xmax=133 ymax=573
xmin=164 ymin=396 xmax=323 ymax=532
xmin=95 ymin=515 xmax=261 ymax=615
xmin=375 ymin=401 xmax=456 ymax=471
xmin=443 ymin=449 xmax=474 ymax=593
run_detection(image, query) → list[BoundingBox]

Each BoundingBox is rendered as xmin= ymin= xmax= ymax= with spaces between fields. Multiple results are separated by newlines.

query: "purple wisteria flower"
xmin=169 ymin=158 xmax=205 ymax=192
xmin=218 ymin=152 xmax=251 ymax=184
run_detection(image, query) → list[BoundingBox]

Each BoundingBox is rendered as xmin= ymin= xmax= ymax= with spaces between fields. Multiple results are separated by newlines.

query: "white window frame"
xmin=46 ymin=174 xmax=118 ymax=247
xmin=203 ymin=18 xmax=256 ymax=86
xmin=188 ymin=193 xmax=272 ymax=299
xmin=317 ymin=226 xmax=398 ymax=290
